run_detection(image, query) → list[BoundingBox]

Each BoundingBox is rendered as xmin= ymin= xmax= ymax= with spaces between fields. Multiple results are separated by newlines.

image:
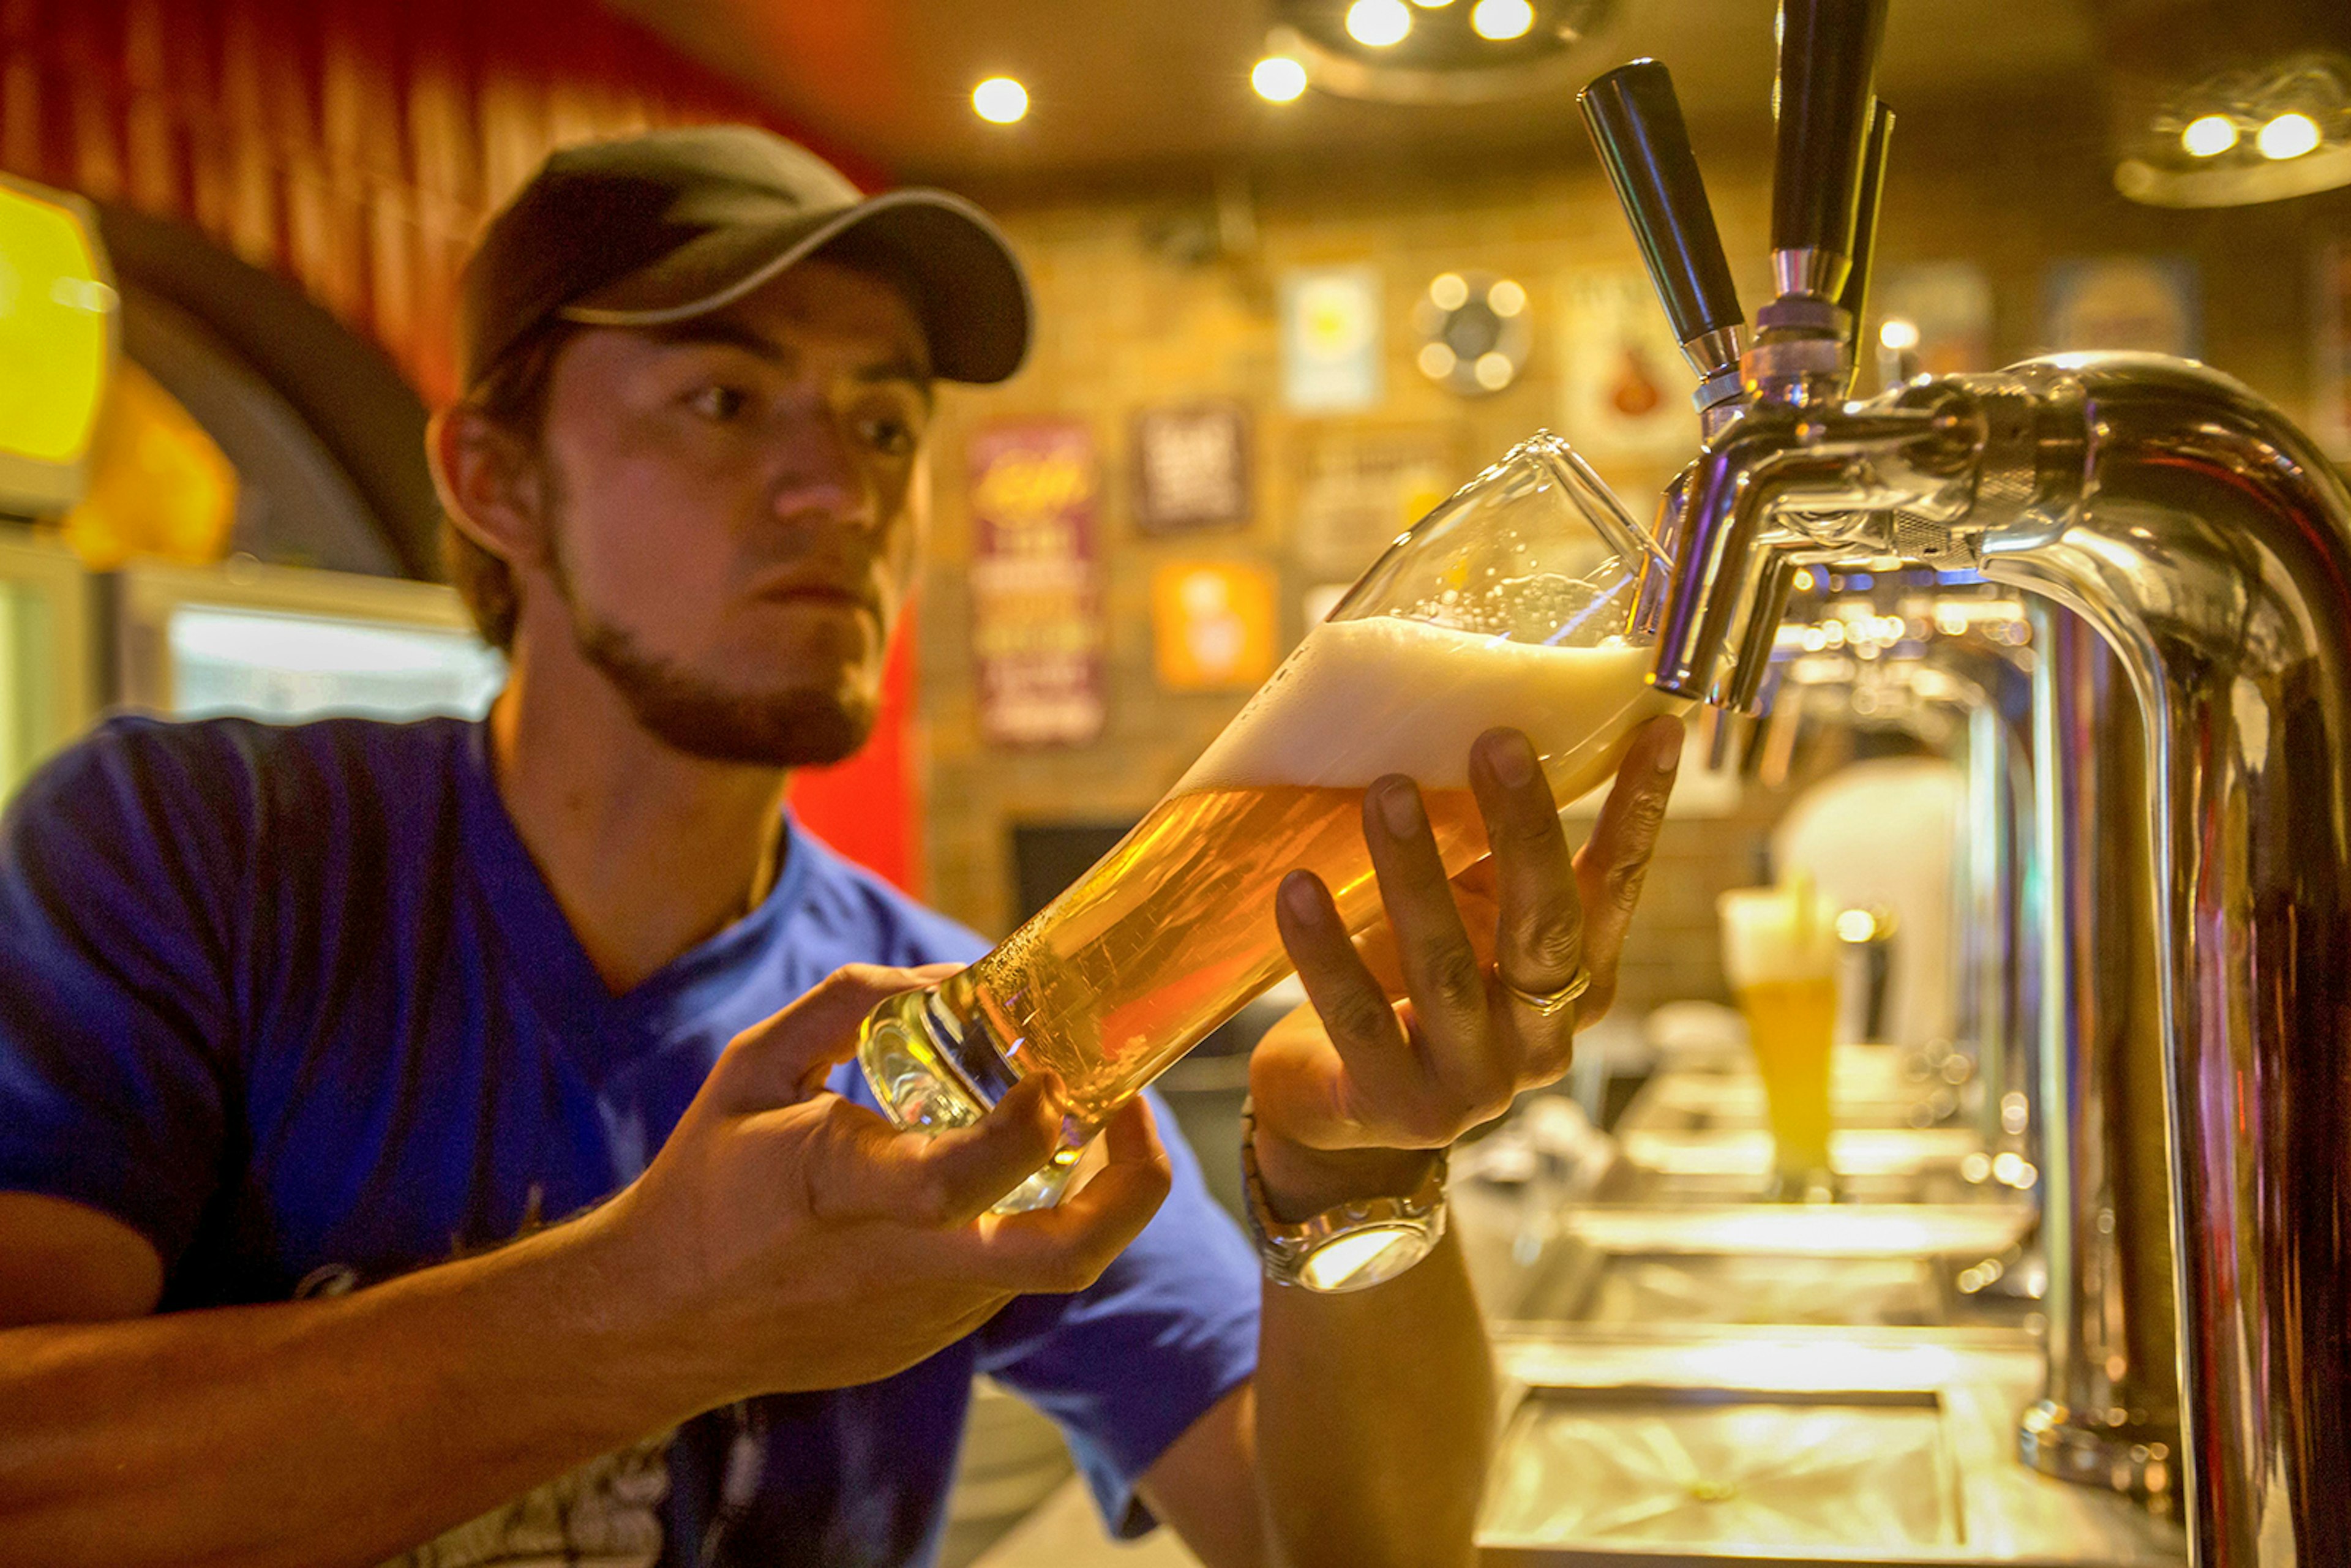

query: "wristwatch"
xmin=1237 ymin=1098 xmax=1448 ymax=1294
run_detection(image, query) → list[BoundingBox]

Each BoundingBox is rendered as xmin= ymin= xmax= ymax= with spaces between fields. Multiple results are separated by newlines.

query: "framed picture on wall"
xmin=2315 ymin=240 xmax=2351 ymax=462
xmin=2040 ymin=255 xmax=2200 ymax=358
xmin=1133 ymin=401 xmax=1252 ymax=534
xmin=967 ymin=419 xmax=1107 ymax=749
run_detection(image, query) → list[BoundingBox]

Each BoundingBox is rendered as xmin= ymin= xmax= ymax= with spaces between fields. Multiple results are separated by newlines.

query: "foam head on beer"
xmin=1718 ymin=876 xmax=1841 ymax=988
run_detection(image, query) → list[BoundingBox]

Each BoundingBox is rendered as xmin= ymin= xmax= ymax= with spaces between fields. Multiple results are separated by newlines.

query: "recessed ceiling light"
xmin=972 ymin=77 xmax=1029 ymax=124
xmin=1471 ymin=0 xmax=1535 ymax=41
xmin=1252 ymin=56 xmax=1309 ymax=102
xmin=1346 ymin=0 xmax=1412 ymax=48
xmin=2180 ymin=113 xmax=2238 ymax=157
xmin=2257 ymin=111 xmax=2320 ymax=160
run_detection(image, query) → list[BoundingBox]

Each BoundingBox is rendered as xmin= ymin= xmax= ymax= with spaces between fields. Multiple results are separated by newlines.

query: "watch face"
xmin=1299 ymin=1223 xmax=1439 ymax=1292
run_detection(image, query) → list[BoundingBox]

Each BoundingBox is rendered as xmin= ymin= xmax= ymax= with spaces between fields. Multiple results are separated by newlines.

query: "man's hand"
xmin=1248 ymin=717 xmax=1682 ymax=1215
xmin=591 ymin=964 xmax=1173 ymax=1401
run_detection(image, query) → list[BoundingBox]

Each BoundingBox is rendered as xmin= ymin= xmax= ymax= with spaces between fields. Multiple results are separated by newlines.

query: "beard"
xmin=539 ymin=473 xmax=879 ymax=767
xmin=568 ymin=611 xmax=877 ymax=767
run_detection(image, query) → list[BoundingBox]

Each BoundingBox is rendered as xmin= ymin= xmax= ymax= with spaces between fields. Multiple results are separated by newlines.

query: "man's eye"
xmin=858 ymin=416 xmax=919 ymax=457
xmin=688 ymin=385 xmax=749 ymax=421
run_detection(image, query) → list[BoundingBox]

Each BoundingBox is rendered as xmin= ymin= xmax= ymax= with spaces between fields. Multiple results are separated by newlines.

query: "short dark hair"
xmin=441 ymin=320 xmax=581 ymax=653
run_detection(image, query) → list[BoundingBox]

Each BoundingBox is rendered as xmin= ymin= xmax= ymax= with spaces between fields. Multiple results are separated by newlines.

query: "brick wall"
xmin=913 ymin=91 xmax=2351 ymax=1016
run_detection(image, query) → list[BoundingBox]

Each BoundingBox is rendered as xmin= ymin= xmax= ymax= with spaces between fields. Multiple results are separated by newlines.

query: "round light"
xmin=972 ymin=77 xmax=1029 ymax=124
xmin=1428 ymin=272 xmax=1469 ymax=310
xmin=1473 ymin=350 xmax=1515 ymax=390
xmin=2257 ymin=111 xmax=2321 ymax=160
xmin=1251 ymin=56 xmax=1309 ymax=102
xmin=1834 ymin=907 xmax=1880 ymax=943
xmin=1487 ymin=277 xmax=1527 ymax=317
xmin=1417 ymin=342 xmax=1458 ymax=378
xmin=1411 ymin=0 xmax=1456 ymax=6
xmin=1346 ymin=0 xmax=1412 ymax=47
xmin=2181 ymin=113 xmax=2239 ymax=158
xmin=1471 ymin=0 xmax=1536 ymax=41
xmin=1878 ymin=317 xmax=1920 ymax=351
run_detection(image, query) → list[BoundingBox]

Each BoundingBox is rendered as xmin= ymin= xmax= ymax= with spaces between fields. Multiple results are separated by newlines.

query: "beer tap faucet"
xmin=1584 ymin=0 xmax=2351 ymax=1562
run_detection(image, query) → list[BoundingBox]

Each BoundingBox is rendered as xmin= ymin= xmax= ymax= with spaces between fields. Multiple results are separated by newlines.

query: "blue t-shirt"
xmin=0 ymin=715 xmax=1261 ymax=1566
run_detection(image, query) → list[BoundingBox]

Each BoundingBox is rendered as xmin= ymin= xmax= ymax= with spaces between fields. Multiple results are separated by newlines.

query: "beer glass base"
xmin=857 ymin=983 xmax=1080 ymax=1213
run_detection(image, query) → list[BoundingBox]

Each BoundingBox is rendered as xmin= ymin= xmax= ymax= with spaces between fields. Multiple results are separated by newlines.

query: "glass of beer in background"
xmin=862 ymin=433 xmax=1689 ymax=1207
xmin=1718 ymin=880 xmax=1842 ymax=1201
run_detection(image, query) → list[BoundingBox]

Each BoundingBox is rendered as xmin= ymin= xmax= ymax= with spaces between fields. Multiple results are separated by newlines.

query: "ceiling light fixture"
xmin=1252 ymin=56 xmax=1310 ymax=101
xmin=2257 ymin=110 xmax=2322 ymax=159
xmin=2180 ymin=113 xmax=2238 ymax=157
xmin=1346 ymin=0 xmax=1412 ymax=48
xmin=1471 ymin=0 xmax=1536 ymax=42
xmin=972 ymin=77 xmax=1029 ymax=124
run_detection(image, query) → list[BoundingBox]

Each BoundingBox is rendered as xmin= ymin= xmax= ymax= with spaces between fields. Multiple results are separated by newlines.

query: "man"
xmin=0 ymin=128 xmax=1682 ymax=1566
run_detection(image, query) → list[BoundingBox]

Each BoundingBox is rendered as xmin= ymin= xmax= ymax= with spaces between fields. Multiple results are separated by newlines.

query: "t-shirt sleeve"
xmin=0 ymin=724 xmax=246 ymax=1265
xmin=976 ymin=1092 xmax=1261 ymax=1540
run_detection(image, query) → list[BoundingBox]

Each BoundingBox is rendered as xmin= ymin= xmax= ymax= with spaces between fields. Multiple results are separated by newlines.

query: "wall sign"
xmin=967 ymin=420 xmax=1106 ymax=748
xmin=1152 ymin=560 xmax=1279 ymax=692
xmin=1291 ymin=424 xmax=1461 ymax=580
xmin=1134 ymin=401 xmax=1252 ymax=534
xmin=1280 ymin=266 xmax=1384 ymax=413
xmin=1559 ymin=271 xmax=1699 ymax=461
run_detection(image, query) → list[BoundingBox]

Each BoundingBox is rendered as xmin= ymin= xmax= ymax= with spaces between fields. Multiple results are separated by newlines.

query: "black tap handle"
xmin=1771 ymin=0 xmax=1891 ymax=296
xmin=1836 ymin=99 xmax=1895 ymax=330
xmin=1579 ymin=60 xmax=1744 ymax=349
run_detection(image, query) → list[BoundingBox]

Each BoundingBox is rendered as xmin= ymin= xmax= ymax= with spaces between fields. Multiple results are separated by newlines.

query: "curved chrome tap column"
xmin=1648 ymin=353 xmax=2351 ymax=1568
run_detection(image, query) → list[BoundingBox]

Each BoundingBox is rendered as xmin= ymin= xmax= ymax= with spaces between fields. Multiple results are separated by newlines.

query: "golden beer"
xmin=862 ymin=432 xmax=1684 ymax=1206
xmin=1718 ymin=883 xmax=1842 ymax=1199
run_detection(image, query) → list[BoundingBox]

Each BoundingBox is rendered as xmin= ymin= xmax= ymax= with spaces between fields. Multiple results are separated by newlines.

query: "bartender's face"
xmin=531 ymin=256 xmax=932 ymax=765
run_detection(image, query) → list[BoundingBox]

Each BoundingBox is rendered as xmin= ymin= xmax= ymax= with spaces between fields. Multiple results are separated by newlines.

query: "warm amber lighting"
xmin=1487 ymin=277 xmax=1527 ymax=317
xmin=972 ymin=77 xmax=1029 ymax=124
xmin=1473 ymin=351 xmax=1515 ymax=390
xmin=1878 ymin=317 xmax=1920 ymax=351
xmin=1346 ymin=0 xmax=1412 ymax=47
xmin=2181 ymin=114 xmax=2238 ymax=157
xmin=1417 ymin=342 xmax=1457 ymax=379
xmin=1471 ymin=0 xmax=1536 ymax=40
xmin=1428 ymin=272 xmax=1469 ymax=310
xmin=2257 ymin=111 xmax=2320 ymax=160
xmin=0 ymin=182 xmax=113 ymax=473
xmin=1251 ymin=56 xmax=1308 ymax=102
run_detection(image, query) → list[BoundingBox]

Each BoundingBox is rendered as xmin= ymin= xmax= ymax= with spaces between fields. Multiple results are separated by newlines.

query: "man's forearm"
xmin=1254 ymin=1228 xmax=1493 ymax=1568
xmin=0 ymin=1210 xmax=716 ymax=1568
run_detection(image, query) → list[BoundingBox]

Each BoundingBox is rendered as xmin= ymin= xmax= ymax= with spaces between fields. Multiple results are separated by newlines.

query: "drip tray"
xmin=1487 ymin=1387 xmax=1960 ymax=1550
xmin=1569 ymin=1253 xmax=1942 ymax=1327
xmin=1480 ymin=1329 xmax=2188 ymax=1568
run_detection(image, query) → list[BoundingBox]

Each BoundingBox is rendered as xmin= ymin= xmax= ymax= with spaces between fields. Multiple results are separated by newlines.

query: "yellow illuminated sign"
xmin=0 ymin=175 xmax=114 ymax=515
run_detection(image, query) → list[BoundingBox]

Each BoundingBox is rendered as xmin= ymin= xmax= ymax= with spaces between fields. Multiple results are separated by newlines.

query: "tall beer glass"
xmin=861 ymin=433 xmax=1688 ymax=1207
xmin=1719 ymin=880 xmax=1842 ymax=1201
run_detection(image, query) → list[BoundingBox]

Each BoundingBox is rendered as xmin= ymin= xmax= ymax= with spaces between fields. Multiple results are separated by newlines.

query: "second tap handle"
xmin=1837 ymin=100 xmax=1895 ymax=331
xmin=1580 ymin=60 xmax=1744 ymax=369
xmin=1771 ymin=0 xmax=1891 ymax=299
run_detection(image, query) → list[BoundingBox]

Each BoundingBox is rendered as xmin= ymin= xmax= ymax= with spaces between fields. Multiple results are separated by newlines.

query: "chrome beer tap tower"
xmin=1577 ymin=2 xmax=2351 ymax=1564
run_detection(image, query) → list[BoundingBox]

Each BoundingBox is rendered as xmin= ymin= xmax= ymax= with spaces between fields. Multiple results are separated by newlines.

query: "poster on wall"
xmin=2314 ymin=241 xmax=2351 ymax=461
xmin=1134 ymin=401 xmax=1252 ymax=534
xmin=1280 ymin=266 xmax=1384 ymax=413
xmin=1151 ymin=560 xmax=1280 ymax=691
xmin=967 ymin=420 xmax=1106 ymax=748
xmin=2041 ymin=256 xmax=2200 ymax=358
xmin=1559 ymin=271 xmax=1700 ymax=461
xmin=1871 ymin=261 xmax=1994 ymax=384
xmin=1290 ymin=425 xmax=1461 ymax=580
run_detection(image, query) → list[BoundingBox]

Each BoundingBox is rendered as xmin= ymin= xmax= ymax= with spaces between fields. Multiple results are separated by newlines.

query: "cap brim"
xmin=560 ymin=189 xmax=1032 ymax=384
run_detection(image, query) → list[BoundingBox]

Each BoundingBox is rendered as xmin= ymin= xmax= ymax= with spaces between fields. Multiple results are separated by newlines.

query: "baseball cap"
xmin=458 ymin=125 xmax=1032 ymax=390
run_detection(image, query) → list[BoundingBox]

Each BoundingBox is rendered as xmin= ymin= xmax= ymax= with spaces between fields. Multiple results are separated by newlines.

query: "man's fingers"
xmin=799 ymin=1072 xmax=1068 ymax=1227
xmin=1363 ymin=775 xmax=1513 ymax=1115
xmin=711 ymin=963 xmax=963 ymax=1111
xmin=954 ymin=1097 xmax=1172 ymax=1293
xmin=1275 ymin=869 xmax=1419 ymax=1108
xmin=1570 ymin=716 xmax=1684 ymax=1022
xmin=1469 ymin=727 xmax=1584 ymax=1078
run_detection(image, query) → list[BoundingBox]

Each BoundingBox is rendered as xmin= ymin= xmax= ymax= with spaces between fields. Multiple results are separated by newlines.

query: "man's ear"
xmin=427 ymin=405 xmax=552 ymax=571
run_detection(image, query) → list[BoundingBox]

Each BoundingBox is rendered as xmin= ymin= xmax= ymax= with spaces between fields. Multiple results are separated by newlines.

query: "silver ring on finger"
xmin=1498 ymin=962 xmax=1591 ymax=1019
